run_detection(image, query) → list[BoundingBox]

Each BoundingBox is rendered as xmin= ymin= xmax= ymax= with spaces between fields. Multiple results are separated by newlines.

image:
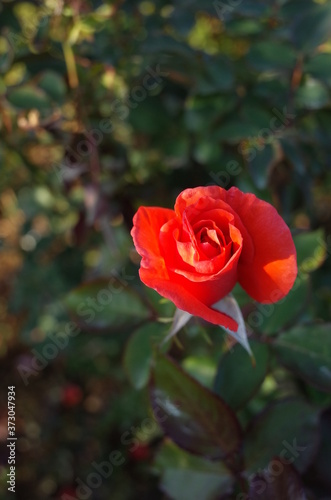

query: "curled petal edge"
xmin=140 ymin=269 xmax=238 ymax=332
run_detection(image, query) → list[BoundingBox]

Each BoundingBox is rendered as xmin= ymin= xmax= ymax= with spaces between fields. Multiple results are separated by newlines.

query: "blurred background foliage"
xmin=0 ymin=0 xmax=331 ymax=498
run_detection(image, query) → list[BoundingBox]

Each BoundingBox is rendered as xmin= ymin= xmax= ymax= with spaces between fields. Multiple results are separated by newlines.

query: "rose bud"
xmin=131 ymin=186 xmax=297 ymax=332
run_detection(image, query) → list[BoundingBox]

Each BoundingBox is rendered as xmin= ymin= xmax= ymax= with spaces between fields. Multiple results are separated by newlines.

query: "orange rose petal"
xmin=139 ymin=267 xmax=238 ymax=331
xmin=225 ymin=187 xmax=297 ymax=303
xmin=174 ymin=186 xmax=228 ymax=218
xmin=131 ymin=186 xmax=297 ymax=332
xmin=179 ymin=196 xmax=255 ymax=263
xmin=131 ymin=206 xmax=175 ymax=277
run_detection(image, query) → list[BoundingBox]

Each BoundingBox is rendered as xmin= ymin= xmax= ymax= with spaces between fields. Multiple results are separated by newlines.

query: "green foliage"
xmin=254 ymin=274 xmax=310 ymax=335
xmin=213 ymin=340 xmax=270 ymax=410
xmin=64 ymin=278 xmax=151 ymax=331
xmin=155 ymin=440 xmax=233 ymax=500
xmin=150 ymin=352 xmax=242 ymax=461
xmin=294 ymin=229 xmax=327 ymax=273
xmin=272 ymin=323 xmax=331 ymax=392
xmin=123 ymin=322 xmax=170 ymax=389
xmin=244 ymin=399 xmax=320 ymax=474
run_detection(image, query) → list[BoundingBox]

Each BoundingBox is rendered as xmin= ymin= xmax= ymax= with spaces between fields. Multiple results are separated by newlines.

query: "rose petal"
xmin=139 ymin=267 xmax=238 ymax=331
xmin=159 ymin=217 xmax=198 ymax=269
xmin=131 ymin=206 xmax=175 ymax=277
xmin=177 ymin=191 xmax=255 ymax=263
xmin=225 ymin=187 xmax=297 ymax=303
xmin=133 ymin=206 xmax=239 ymax=308
xmin=175 ymin=187 xmax=297 ymax=303
xmin=132 ymin=187 xmax=297 ymax=331
xmin=175 ymin=186 xmax=228 ymax=218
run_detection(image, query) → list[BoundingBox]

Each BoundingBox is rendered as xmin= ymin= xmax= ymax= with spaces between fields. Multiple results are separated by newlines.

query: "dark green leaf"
xmin=254 ymin=80 xmax=288 ymax=106
xmin=241 ymin=102 xmax=273 ymax=130
xmin=155 ymin=440 xmax=234 ymax=500
xmin=185 ymin=95 xmax=237 ymax=133
xmin=193 ymin=141 xmax=221 ymax=164
xmin=281 ymin=139 xmax=306 ymax=174
xmin=216 ymin=121 xmax=260 ymax=143
xmin=144 ymin=288 xmax=176 ymax=318
xmin=226 ymin=19 xmax=262 ymax=36
xmin=248 ymin=275 xmax=310 ymax=335
xmin=272 ymin=323 xmax=331 ymax=393
xmin=247 ymin=143 xmax=275 ymax=190
xmin=304 ymin=53 xmax=331 ymax=87
xmin=235 ymin=1 xmax=270 ymax=17
xmin=7 ymin=85 xmax=52 ymax=110
xmin=295 ymin=78 xmax=329 ymax=110
xmin=244 ymin=399 xmax=319 ymax=473
xmin=291 ymin=3 xmax=331 ymax=53
xmin=183 ymin=355 xmax=217 ymax=389
xmin=64 ymin=278 xmax=150 ymax=331
xmin=194 ymin=58 xmax=234 ymax=95
xmin=38 ymin=71 xmax=67 ymax=101
xmin=0 ymin=36 xmax=13 ymax=72
xmin=123 ymin=322 xmax=170 ymax=389
xmin=129 ymin=98 xmax=170 ymax=135
xmin=214 ymin=340 xmax=270 ymax=410
xmin=247 ymin=42 xmax=296 ymax=72
xmin=294 ymin=229 xmax=326 ymax=273
xmin=150 ymin=352 xmax=242 ymax=460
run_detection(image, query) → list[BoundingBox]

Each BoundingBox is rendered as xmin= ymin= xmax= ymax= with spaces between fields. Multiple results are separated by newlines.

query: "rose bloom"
xmin=131 ymin=186 xmax=297 ymax=332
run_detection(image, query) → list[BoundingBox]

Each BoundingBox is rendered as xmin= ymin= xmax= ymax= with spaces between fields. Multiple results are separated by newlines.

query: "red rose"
xmin=131 ymin=186 xmax=297 ymax=332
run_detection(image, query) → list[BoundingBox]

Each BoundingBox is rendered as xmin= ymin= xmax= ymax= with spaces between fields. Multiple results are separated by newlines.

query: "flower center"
xmin=197 ymin=227 xmax=222 ymax=259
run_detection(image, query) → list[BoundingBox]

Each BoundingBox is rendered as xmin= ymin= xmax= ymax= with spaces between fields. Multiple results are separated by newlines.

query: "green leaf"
xmin=182 ymin=356 xmax=217 ymax=389
xmin=193 ymin=141 xmax=221 ymax=164
xmin=306 ymin=385 xmax=331 ymax=408
xmin=281 ymin=139 xmax=306 ymax=174
xmin=294 ymin=229 xmax=326 ymax=274
xmin=129 ymin=98 xmax=170 ymax=135
xmin=38 ymin=71 xmax=67 ymax=102
xmin=155 ymin=440 xmax=234 ymax=500
xmin=144 ymin=288 xmax=176 ymax=318
xmin=236 ymin=1 xmax=270 ymax=17
xmin=7 ymin=85 xmax=52 ymax=110
xmin=150 ymin=352 xmax=242 ymax=460
xmin=185 ymin=95 xmax=237 ymax=133
xmin=272 ymin=323 xmax=331 ymax=393
xmin=194 ymin=57 xmax=234 ymax=95
xmin=295 ymin=78 xmax=329 ymax=110
xmin=213 ymin=340 xmax=270 ymax=410
xmin=249 ymin=459 xmax=307 ymax=499
xmin=254 ymin=79 xmax=288 ymax=105
xmin=247 ymin=42 xmax=296 ymax=72
xmin=304 ymin=53 xmax=331 ymax=87
xmin=249 ymin=275 xmax=310 ymax=335
xmin=291 ymin=3 xmax=331 ymax=53
xmin=216 ymin=120 xmax=260 ymax=143
xmin=226 ymin=19 xmax=262 ymax=36
xmin=244 ymin=399 xmax=319 ymax=474
xmin=240 ymin=101 xmax=273 ymax=130
xmin=247 ymin=143 xmax=275 ymax=190
xmin=0 ymin=36 xmax=13 ymax=72
xmin=123 ymin=323 xmax=170 ymax=390
xmin=64 ymin=278 xmax=150 ymax=331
